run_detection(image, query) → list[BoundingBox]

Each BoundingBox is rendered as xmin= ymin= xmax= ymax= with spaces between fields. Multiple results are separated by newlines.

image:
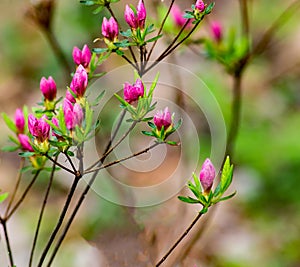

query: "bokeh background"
xmin=0 ymin=0 xmax=300 ymax=266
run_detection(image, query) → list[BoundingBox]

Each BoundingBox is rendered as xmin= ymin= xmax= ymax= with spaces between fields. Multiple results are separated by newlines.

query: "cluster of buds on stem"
xmin=193 ymin=0 xmax=206 ymax=20
xmin=154 ymin=107 xmax=172 ymax=131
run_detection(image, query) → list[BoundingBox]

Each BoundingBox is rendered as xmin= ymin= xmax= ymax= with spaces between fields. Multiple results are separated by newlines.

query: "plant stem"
xmin=85 ymin=120 xmax=138 ymax=172
xmin=5 ymin=170 xmax=41 ymax=220
xmin=45 ymin=154 xmax=76 ymax=175
xmin=226 ymin=72 xmax=242 ymax=157
xmin=45 ymin=110 xmax=127 ymax=266
xmin=44 ymin=29 xmax=72 ymax=79
xmin=29 ymin=158 xmax=57 ymax=267
xmin=0 ymin=219 xmax=14 ymax=267
xmin=64 ymin=152 xmax=77 ymax=174
xmin=144 ymin=19 xmax=200 ymax=74
xmin=37 ymin=175 xmax=81 ymax=267
xmin=156 ymin=211 xmax=204 ymax=266
xmin=146 ymin=0 xmax=175 ymax=61
xmin=84 ymin=142 xmax=159 ymax=174
xmin=4 ymin=158 xmax=25 ymax=218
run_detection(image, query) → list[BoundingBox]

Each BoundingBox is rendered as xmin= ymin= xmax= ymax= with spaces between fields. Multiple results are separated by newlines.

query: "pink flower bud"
xmin=195 ymin=0 xmax=205 ymax=12
xmin=170 ymin=4 xmax=187 ymax=28
xmin=102 ymin=17 xmax=119 ymax=42
xmin=154 ymin=107 xmax=172 ymax=130
xmin=70 ymin=65 xmax=88 ymax=98
xmin=72 ymin=44 xmax=92 ymax=68
xmin=124 ymin=5 xmax=137 ymax=29
xmin=18 ymin=134 xmax=34 ymax=152
xmin=123 ymin=79 xmax=144 ymax=104
xmin=199 ymin=158 xmax=215 ymax=194
xmin=137 ymin=0 xmax=146 ymax=29
xmin=28 ymin=114 xmax=50 ymax=143
xmin=40 ymin=76 xmax=57 ymax=101
xmin=211 ymin=21 xmax=223 ymax=42
xmin=15 ymin=108 xmax=25 ymax=133
xmin=73 ymin=103 xmax=84 ymax=128
xmin=124 ymin=0 xmax=146 ymax=30
xmin=63 ymin=99 xmax=83 ymax=130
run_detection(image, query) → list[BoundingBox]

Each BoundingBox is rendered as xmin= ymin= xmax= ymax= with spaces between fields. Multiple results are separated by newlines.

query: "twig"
xmin=45 ymin=154 xmax=76 ymax=175
xmin=4 ymin=158 xmax=25 ymax=218
xmin=146 ymin=0 xmax=175 ymax=61
xmin=0 ymin=219 xmax=14 ymax=267
xmin=85 ymin=120 xmax=138 ymax=172
xmin=29 ymin=158 xmax=57 ymax=267
xmin=156 ymin=211 xmax=204 ymax=266
xmin=5 ymin=170 xmax=41 ymax=220
xmin=84 ymin=142 xmax=159 ymax=174
xmin=37 ymin=175 xmax=81 ymax=267
xmin=64 ymin=151 xmax=77 ymax=174
xmin=45 ymin=110 xmax=128 ymax=265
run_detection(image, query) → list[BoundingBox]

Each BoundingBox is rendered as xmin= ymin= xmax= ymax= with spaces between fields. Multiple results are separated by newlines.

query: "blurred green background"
xmin=0 ymin=0 xmax=300 ymax=266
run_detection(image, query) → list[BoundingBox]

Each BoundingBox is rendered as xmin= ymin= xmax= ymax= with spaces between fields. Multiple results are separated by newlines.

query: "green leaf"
xmin=214 ymin=191 xmax=236 ymax=204
xmin=93 ymin=5 xmax=104 ymax=14
xmin=146 ymin=34 xmax=163 ymax=44
xmin=115 ymin=49 xmax=124 ymax=56
xmin=2 ymin=113 xmax=17 ymax=132
xmin=114 ymin=93 xmax=128 ymax=107
xmin=0 ymin=192 xmax=9 ymax=203
xmin=183 ymin=13 xmax=194 ymax=19
xmin=173 ymin=118 xmax=183 ymax=131
xmin=148 ymin=72 xmax=160 ymax=97
xmin=21 ymin=166 xmax=34 ymax=173
xmin=205 ymin=2 xmax=215 ymax=14
xmin=187 ymin=181 xmax=201 ymax=199
xmin=2 ymin=146 xmax=19 ymax=152
xmin=66 ymin=150 xmax=75 ymax=157
xmin=142 ymin=117 xmax=153 ymax=122
xmin=91 ymin=91 xmax=105 ymax=106
xmin=192 ymin=172 xmax=202 ymax=192
xmin=142 ymin=131 xmax=155 ymax=137
xmin=178 ymin=196 xmax=200 ymax=204
xmin=166 ymin=141 xmax=178 ymax=146
xmin=93 ymin=48 xmax=108 ymax=54
xmin=19 ymin=151 xmax=35 ymax=157
xmin=79 ymin=0 xmax=95 ymax=6
xmin=148 ymin=121 xmax=156 ymax=129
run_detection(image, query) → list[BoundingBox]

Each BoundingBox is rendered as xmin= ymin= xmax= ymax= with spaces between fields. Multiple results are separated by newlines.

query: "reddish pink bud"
xmin=195 ymin=0 xmax=205 ymax=12
xmin=63 ymin=99 xmax=83 ymax=130
xmin=123 ymin=79 xmax=144 ymax=104
xmin=40 ymin=76 xmax=57 ymax=101
xmin=28 ymin=114 xmax=50 ymax=143
xmin=15 ymin=108 xmax=25 ymax=133
xmin=154 ymin=107 xmax=172 ymax=130
xmin=199 ymin=158 xmax=215 ymax=193
xmin=18 ymin=134 xmax=34 ymax=152
xmin=170 ymin=4 xmax=187 ymax=28
xmin=70 ymin=65 xmax=88 ymax=98
xmin=72 ymin=44 xmax=92 ymax=68
xmin=137 ymin=0 xmax=146 ymax=29
xmin=124 ymin=0 xmax=146 ymax=30
xmin=102 ymin=17 xmax=119 ymax=41
xmin=211 ymin=21 xmax=223 ymax=42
